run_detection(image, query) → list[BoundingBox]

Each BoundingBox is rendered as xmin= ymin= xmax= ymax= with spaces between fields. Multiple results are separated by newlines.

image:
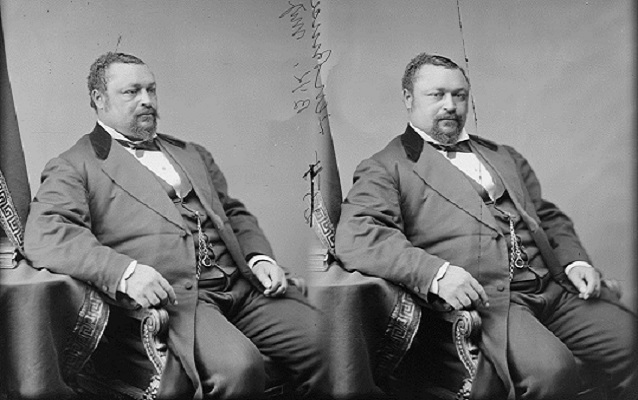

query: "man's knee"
xmin=221 ymin=347 xmax=265 ymax=388
xmin=517 ymin=355 xmax=580 ymax=400
xmin=271 ymin=300 xmax=327 ymax=396
xmin=584 ymin=305 xmax=638 ymax=399
xmin=202 ymin=344 xmax=266 ymax=398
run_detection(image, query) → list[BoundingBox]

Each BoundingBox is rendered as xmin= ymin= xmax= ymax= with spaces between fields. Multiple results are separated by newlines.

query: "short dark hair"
xmin=401 ymin=53 xmax=469 ymax=93
xmin=87 ymin=52 xmax=145 ymax=109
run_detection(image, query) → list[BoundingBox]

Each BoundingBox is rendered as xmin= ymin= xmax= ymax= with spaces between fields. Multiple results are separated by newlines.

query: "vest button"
xmin=185 ymin=281 xmax=193 ymax=290
xmin=179 ymin=230 xmax=187 ymax=237
xmin=497 ymin=284 xmax=505 ymax=292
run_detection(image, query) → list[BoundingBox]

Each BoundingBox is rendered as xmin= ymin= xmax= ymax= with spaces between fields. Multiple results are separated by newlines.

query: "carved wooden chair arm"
xmin=436 ymin=310 xmax=481 ymax=377
xmin=122 ymin=307 xmax=169 ymax=400
xmin=451 ymin=310 xmax=481 ymax=400
xmin=428 ymin=309 xmax=481 ymax=400
xmin=140 ymin=308 xmax=169 ymax=374
xmin=451 ymin=310 xmax=481 ymax=377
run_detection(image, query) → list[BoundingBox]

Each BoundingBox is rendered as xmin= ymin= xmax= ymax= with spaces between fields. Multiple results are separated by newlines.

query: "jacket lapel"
xmin=403 ymin=126 xmax=500 ymax=233
xmin=158 ymin=140 xmax=227 ymax=228
xmin=90 ymin=125 xmax=185 ymax=229
xmin=159 ymin=142 xmax=212 ymax=207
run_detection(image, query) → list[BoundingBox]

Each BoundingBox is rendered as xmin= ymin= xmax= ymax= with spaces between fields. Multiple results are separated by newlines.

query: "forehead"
xmin=413 ymin=64 xmax=468 ymax=91
xmin=105 ymin=63 xmax=155 ymax=89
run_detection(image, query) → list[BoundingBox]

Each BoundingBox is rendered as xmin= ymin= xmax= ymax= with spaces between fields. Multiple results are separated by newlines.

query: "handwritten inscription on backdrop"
xmin=280 ymin=0 xmax=338 ymax=256
xmin=279 ymin=0 xmax=331 ymax=137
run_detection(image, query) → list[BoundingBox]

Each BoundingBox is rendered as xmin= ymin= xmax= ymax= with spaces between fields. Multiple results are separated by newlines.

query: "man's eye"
xmin=429 ymin=92 xmax=444 ymax=98
xmin=124 ymin=89 xmax=138 ymax=95
xmin=455 ymin=93 xmax=467 ymax=100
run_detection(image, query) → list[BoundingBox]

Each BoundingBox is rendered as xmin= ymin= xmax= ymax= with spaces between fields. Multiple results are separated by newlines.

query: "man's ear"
xmin=402 ymin=88 xmax=413 ymax=111
xmin=91 ymin=89 xmax=106 ymax=110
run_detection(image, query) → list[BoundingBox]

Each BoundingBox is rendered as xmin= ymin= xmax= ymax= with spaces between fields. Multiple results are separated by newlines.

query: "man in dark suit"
xmin=24 ymin=52 xmax=325 ymax=399
xmin=335 ymin=53 xmax=636 ymax=399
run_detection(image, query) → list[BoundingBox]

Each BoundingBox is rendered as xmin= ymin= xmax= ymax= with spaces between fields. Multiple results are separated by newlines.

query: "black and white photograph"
xmin=0 ymin=1 xmax=634 ymax=399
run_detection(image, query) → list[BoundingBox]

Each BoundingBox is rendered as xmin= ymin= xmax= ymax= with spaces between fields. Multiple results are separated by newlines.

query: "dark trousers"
xmin=397 ymin=280 xmax=637 ymax=400
xmin=503 ymin=280 xmax=637 ymax=400
xmin=106 ymin=277 xmax=326 ymax=399
xmin=193 ymin=277 xmax=326 ymax=399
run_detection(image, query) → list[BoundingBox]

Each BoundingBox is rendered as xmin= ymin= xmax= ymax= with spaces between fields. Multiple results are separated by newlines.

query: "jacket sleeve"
xmin=23 ymin=157 xmax=133 ymax=300
xmin=192 ymin=144 xmax=274 ymax=260
xmin=506 ymin=146 xmax=591 ymax=266
xmin=335 ymin=157 xmax=447 ymax=301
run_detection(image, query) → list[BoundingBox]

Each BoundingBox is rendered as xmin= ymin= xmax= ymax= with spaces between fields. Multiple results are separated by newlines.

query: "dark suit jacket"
xmin=335 ymin=125 xmax=590 ymax=399
xmin=24 ymin=123 xmax=273 ymax=397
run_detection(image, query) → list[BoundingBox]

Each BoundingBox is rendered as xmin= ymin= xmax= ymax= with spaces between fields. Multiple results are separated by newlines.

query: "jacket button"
xmin=497 ymin=284 xmax=505 ymax=292
xmin=185 ymin=281 xmax=193 ymax=290
xmin=102 ymin=285 xmax=109 ymax=292
xmin=180 ymin=230 xmax=187 ymax=237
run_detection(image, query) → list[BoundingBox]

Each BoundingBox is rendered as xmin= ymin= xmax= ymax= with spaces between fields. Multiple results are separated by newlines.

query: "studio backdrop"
xmin=2 ymin=0 xmax=633 ymax=308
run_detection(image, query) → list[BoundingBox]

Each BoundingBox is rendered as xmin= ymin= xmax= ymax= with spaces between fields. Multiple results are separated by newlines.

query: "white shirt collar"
xmin=97 ymin=119 xmax=157 ymax=142
xmin=409 ymin=122 xmax=469 ymax=144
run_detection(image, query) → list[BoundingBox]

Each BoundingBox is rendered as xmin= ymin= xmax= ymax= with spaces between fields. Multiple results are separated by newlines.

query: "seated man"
xmin=24 ymin=52 xmax=325 ymax=399
xmin=334 ymin=53 xmax=636 ymax=400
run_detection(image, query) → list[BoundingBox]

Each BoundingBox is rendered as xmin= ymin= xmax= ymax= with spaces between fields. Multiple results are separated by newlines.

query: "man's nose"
xmin=442 ymin=93 xmax=456 ymax=112
xmin=140 ymin=89 xmax=155 ymax=107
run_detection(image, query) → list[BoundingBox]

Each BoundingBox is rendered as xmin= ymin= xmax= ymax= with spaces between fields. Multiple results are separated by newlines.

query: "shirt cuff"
xmin=118 ymin=260 xmax=138 ymax=293
xmin=429 ymin=262 xmax=450 ymax=295
xmin=247 ymin=255 xmax=276 ymax=269
xmin=564 ymin=261 xmax=593 ymax=275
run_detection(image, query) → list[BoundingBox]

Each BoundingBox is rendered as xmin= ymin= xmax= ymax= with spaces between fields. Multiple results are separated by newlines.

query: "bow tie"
xmin=116 ymin=138 xmax=160 ymax=152
xmin=427 ymin=140 xmax=472 ymax=153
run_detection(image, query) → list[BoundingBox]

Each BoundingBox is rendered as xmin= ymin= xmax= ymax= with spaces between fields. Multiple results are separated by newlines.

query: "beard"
xmin=128 ymin=110 xmax=159 ymax=141
xmin=103 ymin=96 xmax=160 ymax=141
xmin=426 ymin=115 xmax=465 ymax=145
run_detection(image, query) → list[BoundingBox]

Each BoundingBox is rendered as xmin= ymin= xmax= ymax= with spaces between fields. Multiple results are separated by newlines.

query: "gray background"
xmin=2 ymin=0 xmax=634 ymax=309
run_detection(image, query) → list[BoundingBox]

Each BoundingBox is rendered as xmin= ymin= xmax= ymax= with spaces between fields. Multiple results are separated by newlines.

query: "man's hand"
xmin=567 ymin=265 xmax=601 ymax=300
xmin=436 ymin=265 xmax=489 ymax=310
xmin=252 ymin=261 xmax=288 ymax=297
xmin=126 ymin=263 xmax=177 ymax=308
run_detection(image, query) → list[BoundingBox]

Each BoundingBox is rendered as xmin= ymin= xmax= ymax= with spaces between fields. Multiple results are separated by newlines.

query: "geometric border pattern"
xmin=62 ymin=288 xmax=110 ymax=387
xmin=311 ymin=191 xmax=336 ymax=252
xmin=373 ymin=289 xmax=421 ymax=385
xmin=0 ymin=169 xmax=24 ymax=253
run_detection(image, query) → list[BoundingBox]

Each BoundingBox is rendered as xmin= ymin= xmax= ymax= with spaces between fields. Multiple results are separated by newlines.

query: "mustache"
xmin=137 ymin=108 xmax=159 ymax=118
xmin=435 ymin=114 xmax=459 ymax=122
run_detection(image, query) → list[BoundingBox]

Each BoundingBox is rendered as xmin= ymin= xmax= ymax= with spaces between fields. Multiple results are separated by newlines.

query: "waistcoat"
xmin=153 ymin=153 xmax=239 ymax=283
xmin=463 ymin=157 xmax=548 ymax=282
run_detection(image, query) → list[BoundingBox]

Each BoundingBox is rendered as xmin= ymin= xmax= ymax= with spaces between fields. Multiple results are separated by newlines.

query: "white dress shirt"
xmin=98 ymin=120 xmax=187 ymax=197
